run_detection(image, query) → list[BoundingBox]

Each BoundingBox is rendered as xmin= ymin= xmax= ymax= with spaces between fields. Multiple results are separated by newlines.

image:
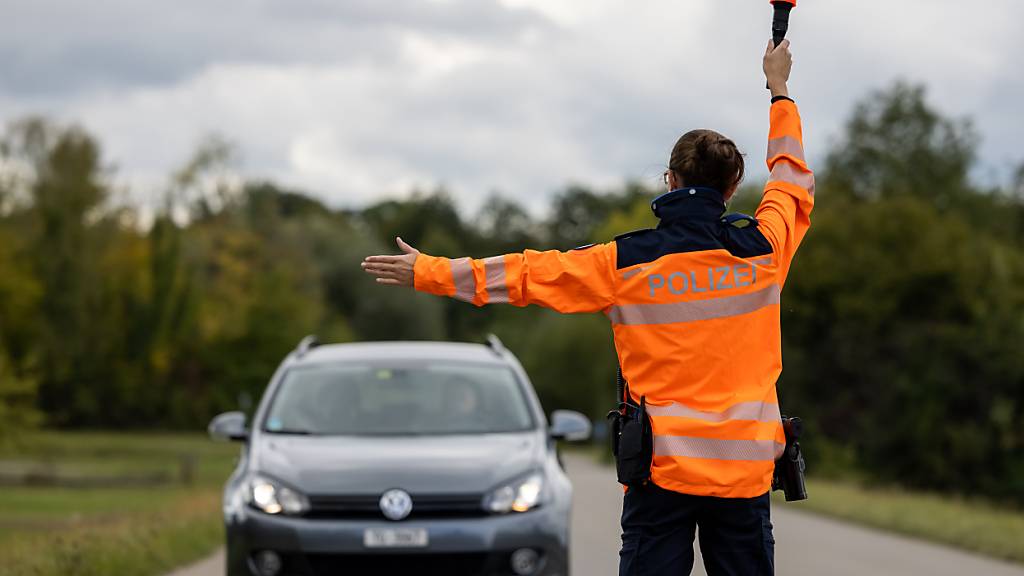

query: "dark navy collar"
xmin=651 ymin=187 xmax=726 ymax=224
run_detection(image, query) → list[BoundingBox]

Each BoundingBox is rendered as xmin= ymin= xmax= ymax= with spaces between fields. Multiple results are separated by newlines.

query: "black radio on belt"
xmin=772 ymin=416 xmax=808 ymax=501
xmin=607 ymin=367 xmax=653 ymax=487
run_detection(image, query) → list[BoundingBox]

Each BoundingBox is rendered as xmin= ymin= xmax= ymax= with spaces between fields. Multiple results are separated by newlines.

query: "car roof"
xmin=293 ymin=341 xmax=509 ymax=367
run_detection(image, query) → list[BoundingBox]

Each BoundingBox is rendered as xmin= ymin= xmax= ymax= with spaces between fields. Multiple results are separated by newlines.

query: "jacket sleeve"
xmin=412 ymin=243 xmax=617 ymax=314
xmin=755 ymin=99 xmax=814 ymax=279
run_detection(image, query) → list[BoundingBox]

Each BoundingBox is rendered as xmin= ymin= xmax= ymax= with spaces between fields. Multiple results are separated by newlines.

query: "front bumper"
xmin=226 ymin=505 xmax=569 ymax=576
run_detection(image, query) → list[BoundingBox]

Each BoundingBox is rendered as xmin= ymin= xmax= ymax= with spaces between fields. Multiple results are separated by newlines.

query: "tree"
xmin=780 ymin=83 xmax=1024 ymax=497
xmin=546 ymin=183 xmax=649 ymax=249
xmin=822 ymin=82 xmax=977 ymax=208
xmin=2 ymin=119 xmax=114 ymax=424
xmin=0 ymin=220 xmax=42 ymax=438
xmin=0 ymin=348 xmax=40 ymax=442
xmin=475 ymin=195 xmax=542 ymax=254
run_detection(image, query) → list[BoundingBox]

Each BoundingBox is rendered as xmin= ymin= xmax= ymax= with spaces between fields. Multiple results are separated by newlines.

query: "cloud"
xmin=0 ymin=0 xmax=551 ymax=95
xmin=1 ymin=0 xmax=1021 ymax=214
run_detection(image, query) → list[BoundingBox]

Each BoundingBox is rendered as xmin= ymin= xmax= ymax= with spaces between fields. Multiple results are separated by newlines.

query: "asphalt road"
xmin=170 ymin=452 xmax=1024 ymax=576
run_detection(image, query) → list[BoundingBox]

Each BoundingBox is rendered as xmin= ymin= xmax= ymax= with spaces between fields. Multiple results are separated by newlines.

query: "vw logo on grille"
xmin=379 ymin=489 xmax=413 ymax=521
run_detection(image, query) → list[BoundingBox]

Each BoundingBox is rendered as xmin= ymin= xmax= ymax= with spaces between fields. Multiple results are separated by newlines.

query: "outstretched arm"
xmin=362 ymin=238 xmax=617 ymax=314
xmin=756 ymin=39 xmax=814 ymax=280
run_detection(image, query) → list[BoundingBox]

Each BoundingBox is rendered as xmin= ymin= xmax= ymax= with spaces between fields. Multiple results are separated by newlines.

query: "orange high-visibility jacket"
xmin=414 ymin=99 xmax=813 ymax=498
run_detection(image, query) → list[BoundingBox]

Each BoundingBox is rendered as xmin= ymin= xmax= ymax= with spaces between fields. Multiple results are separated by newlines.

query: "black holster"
xmin=607 ymin=368 xmax=652 ymax=487
xmin=772 ymin=416 xmax=808 ymax=502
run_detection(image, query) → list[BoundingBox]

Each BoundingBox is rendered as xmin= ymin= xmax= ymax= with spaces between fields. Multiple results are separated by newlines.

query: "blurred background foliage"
xmin=1 ymin=82 xmax=1022 ymax=502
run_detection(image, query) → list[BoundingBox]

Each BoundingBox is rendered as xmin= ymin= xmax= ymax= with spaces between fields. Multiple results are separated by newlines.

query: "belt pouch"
xmin=615 ymin=396 xmax=652 ymax=486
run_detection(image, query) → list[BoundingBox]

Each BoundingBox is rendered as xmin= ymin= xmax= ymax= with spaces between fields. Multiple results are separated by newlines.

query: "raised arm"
xmin=755 ymin=39 xmax=814 ymax=278
xmin=363 ymin=238 xmax=617 ymax=314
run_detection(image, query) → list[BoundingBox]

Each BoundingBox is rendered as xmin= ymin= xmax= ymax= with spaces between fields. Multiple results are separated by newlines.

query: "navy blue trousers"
xmin=619 ymin=482 xmax=774 ymax=576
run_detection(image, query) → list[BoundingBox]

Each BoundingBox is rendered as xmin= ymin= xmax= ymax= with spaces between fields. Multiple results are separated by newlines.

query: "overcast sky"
xmin=1 ymin=0 xmax=1021 ymax=214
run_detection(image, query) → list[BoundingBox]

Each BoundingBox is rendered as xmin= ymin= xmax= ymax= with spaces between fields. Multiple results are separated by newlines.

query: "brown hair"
xmin=668 ymin=129 xmax=745 ymax=194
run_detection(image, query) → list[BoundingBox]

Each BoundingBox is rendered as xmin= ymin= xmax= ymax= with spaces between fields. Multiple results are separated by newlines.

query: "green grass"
xmin=782 ymin=478 xmax=1024 ymax=564
xmin=0 ymin=430 xmax=238 ymax=485
xmin=0 ymin=431 xmax=238 ymax=576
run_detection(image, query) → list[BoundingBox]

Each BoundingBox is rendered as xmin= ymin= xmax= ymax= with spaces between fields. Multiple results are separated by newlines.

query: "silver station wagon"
xmin=209 ymin=336 xmax=592 ymax=576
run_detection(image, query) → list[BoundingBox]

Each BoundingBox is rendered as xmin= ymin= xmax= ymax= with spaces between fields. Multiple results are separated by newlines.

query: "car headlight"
xmin=246 ymin=475 xmax=310 ymax=516
xmin=485 ymin=472 xmax=544 ymax=514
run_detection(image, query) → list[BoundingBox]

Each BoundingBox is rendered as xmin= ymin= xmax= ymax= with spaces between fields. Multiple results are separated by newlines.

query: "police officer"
xmin=363 ymin=39 xmax=810 ymax=576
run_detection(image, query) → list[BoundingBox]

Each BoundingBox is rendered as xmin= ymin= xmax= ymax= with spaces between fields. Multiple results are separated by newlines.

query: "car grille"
xmin=277 ymin=552 xmax=518 ymax=576
xmin=305 ymin=493 xmax=488 ymax=520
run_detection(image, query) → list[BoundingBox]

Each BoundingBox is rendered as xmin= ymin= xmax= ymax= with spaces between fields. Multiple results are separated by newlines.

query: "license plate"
xmin=363 ymin=528 xmax=429 ymax=548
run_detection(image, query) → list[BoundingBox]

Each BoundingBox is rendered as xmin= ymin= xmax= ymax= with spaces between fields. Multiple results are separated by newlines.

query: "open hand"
xmin=361 ymin=237 xmax=420 ymax=287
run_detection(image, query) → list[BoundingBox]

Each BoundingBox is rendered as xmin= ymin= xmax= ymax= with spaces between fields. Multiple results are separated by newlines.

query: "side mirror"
xmin=549 ymin=410 xmax=592 ymax=442
xmin=209 ymin=411 xmax=248 ymax=442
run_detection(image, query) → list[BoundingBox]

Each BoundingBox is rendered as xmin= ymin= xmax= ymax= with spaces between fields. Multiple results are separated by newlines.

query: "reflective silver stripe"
xmin=483 ymin=256 xmax=509 ymax=304
xmin=451 ymin=257 xmax=476 ymax=303
xmin=767 ymin=136 xmax=805 ymax=164
xmin=750 ymin=257 xmax=772 ymax=267
xmin=768 ymin=161 xmax=816 ymax=197
xmin=621 ymin=267 xmax=647 ymax=280
xmin=607 ymin=284 xmax=780 ymax=326
xmin=618 ymin=264 xmax=651 ymax=280
xmin=647 ymin=401 xmax=781 ymax=424
xmin=654 ymin=435 xmax=784 ymax=461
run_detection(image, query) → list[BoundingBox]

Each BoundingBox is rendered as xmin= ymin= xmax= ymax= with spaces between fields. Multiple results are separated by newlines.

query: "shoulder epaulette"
xmin=614 ymin=228 xmax=655 ymax=241
xmin=720 ymin=213 xmax=758 ymax=229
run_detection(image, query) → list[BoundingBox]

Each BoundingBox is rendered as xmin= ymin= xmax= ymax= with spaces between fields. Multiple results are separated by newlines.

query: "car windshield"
xmin=262 ymin=363 xmax=535 ymax=436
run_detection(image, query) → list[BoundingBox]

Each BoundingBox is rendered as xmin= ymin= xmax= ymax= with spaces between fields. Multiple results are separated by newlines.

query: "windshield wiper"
xmin=265 ymin=428 xmax=315 ymax=435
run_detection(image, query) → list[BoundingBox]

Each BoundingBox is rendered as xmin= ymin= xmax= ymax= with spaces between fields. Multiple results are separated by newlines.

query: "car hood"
xmin=251 ymin=431 xmax=544 ymax=495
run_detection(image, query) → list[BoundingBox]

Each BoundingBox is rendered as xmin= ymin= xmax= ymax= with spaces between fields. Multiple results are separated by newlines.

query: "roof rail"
xmin=484 ymin=334 xmax=506 ymax=356
xmin=295 ymin=335 xmax=321 ymax=358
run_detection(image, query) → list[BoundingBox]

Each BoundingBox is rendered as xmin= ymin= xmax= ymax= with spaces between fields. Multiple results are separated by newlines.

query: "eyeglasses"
xmin=662 ymin=170 xmax=671 ymax=187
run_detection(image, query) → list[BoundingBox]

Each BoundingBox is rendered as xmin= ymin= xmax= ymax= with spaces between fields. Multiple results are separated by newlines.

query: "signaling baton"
xmin=767 ymin=0 xmax=797 ymax=89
